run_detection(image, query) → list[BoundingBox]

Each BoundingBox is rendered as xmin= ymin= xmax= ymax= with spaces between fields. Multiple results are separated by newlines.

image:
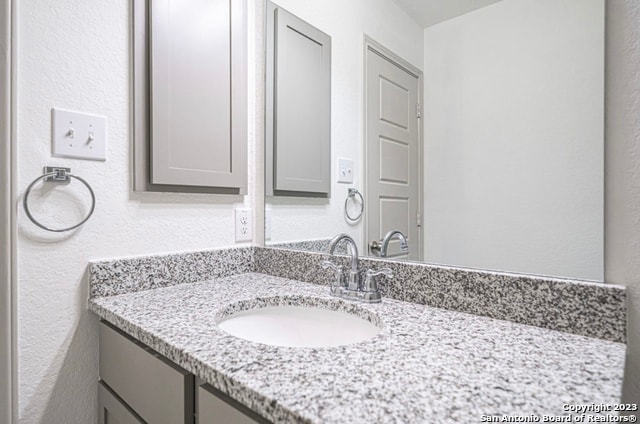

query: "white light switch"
xmin=52 ymin=108 xmax=107 ymax=161
xmin=337 ymin=157 xmax=354 ymax=183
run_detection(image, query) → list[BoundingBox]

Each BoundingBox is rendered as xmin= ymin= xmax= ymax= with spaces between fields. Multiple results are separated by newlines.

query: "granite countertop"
xmin=89 ymin=272 xmax=626 ymax=424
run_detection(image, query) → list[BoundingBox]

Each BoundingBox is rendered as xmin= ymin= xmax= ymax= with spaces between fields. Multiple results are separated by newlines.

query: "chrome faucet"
xmin=323 ymin=233 xmax=394 ymax=303
xmin=327 ymin=233 xmax=359 ymax=293
xmin=370 ymin=230 xmax=409 ymax=258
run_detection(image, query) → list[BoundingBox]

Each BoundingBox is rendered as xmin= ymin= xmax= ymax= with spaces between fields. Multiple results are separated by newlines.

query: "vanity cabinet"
xmin=98 ymin=382 xmax=144 ymax=424
xmin=133 ymin=0 xmax=247 ymax=194
xmin=99 ymin=322 xmax=193 ymax=423
xmin=99 ymin=322 xmax=269 ymax=424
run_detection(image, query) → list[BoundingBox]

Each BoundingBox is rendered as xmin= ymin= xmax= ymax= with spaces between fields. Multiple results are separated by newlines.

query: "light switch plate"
xmin=52 ymin=108 xmax=107 ymax=161
xmin=337 ymin=157 xmax=354 ymax=183
xmin=235 ymin=208 xmax=253 ymax=242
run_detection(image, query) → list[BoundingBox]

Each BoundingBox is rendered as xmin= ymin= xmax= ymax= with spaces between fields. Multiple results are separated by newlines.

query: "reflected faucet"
xmin=370 ymin=230 xmax=409 ymax=258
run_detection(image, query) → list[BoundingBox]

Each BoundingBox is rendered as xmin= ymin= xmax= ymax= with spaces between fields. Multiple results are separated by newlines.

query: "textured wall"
xmin=15 ymin=0 xmax=257 ymax=422
xmin=11 ymin=0 xmax=640 ymax=423
xmin=265 ymin=0 xmax=423 ymax=249
xmin=605 ymin=0 xmax=640 ymax=406
xmin=423 ymin=0 xmax=604 ymax=280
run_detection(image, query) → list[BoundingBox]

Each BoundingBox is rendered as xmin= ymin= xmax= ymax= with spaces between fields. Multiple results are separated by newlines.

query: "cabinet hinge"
xmin=416 ymin=211 xmax=422 ymax=227
xmin=416 ymin=103 xmax=421 ymax=119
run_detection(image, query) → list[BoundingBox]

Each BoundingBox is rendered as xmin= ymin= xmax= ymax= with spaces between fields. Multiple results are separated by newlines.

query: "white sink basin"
xmin=217 ymin=305 xmax=381 ymax=348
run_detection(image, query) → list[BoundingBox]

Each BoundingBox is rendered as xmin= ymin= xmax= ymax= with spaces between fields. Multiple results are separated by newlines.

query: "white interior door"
xmin=365 ymin=42 xmax=422 ymax=260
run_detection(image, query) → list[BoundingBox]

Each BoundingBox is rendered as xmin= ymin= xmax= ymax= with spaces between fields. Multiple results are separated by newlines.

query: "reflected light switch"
xmin=337 ymin=157 xmax=354 ymax=184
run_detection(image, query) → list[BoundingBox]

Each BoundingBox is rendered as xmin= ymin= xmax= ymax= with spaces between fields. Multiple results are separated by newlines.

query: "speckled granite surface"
xmin=89 ymin=273 xmax=626 ymax=424
xmin=268 ymin=238 xmax=332 ymax=252
xmin=268 ymin=238 xmax=348 ymax=254
xmin=89 ymin=247 xmax=254 ymax=298
xmin=89 ymin=246 xmax=626 ymax=342
xmin=254 ymin=247 xmax=627 ymax=343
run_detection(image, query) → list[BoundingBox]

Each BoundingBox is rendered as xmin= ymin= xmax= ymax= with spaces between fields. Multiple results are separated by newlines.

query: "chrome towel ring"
xmin=344 ymin=188 xmax=364 ymax=222
xmin=23 ymin=166 xmax=96 ymax=232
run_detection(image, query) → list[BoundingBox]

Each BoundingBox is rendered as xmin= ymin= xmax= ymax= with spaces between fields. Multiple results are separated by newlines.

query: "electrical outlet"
xmin=235 ymin=208 xmax=252 ymax=242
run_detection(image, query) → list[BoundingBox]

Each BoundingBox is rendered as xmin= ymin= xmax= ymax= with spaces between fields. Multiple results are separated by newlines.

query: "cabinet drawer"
xmin=197 ymin=383 xmax=269 ymax=424
xmin=99 ymin=321 xmax=194 ymax=424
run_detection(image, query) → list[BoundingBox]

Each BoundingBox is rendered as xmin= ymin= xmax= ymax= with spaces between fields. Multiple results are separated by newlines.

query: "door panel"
xmin=379 ymin=77 xmax=410 ymax=129
xmin=379 ymin=198 xmax=410 ymax=235
xmin=379 ymin=137 xmax=410 ymax=183
xmin=366 ymin=45 xmax=421 ymax=260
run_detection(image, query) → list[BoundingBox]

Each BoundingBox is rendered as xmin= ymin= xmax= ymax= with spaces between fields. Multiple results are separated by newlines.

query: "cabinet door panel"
xmin=98 ymin=382 xmax=144 ymax=424
xmin=99 ymin=322 xmax=194 ymax=424
xmin=266 ymin=3 xmax=331 ymax=196
xmin=150 ymin=0 xmax=246 ymax=189
xmin=151 ymin=0 xmax=231 ymax=183
xmin=197 ymin=384 xmax=269 ymax=424
xmin=133 ymin=0 xmax=247 ymax=193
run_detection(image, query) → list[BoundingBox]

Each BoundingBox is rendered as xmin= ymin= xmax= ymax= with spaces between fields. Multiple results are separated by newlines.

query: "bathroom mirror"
xmin=264 ymin=0 xmax=604 ymax=282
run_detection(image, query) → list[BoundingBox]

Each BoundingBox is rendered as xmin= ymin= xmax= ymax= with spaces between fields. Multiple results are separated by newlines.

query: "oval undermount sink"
xmin=217 ymin=303 xmax=382 ymax=348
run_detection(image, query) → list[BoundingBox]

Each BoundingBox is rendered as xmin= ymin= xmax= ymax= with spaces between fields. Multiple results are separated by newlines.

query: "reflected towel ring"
xmin=23 ymin=167 xmax=96 ymax=233
xmin=345 ymin=188 xmax=364 ymax=222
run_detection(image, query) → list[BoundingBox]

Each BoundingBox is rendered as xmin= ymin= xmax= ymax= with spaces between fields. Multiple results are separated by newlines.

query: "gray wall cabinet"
xmin=99 ymin=322 xmax=269 ymax=424
xmin=133 ymin=0 xmax=248 ymax=194
xmin=266 ymin=2 xmax=331 ymax=197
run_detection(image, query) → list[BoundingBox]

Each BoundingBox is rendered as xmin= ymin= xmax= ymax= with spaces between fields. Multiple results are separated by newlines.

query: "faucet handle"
xmin=363 ymin=267 xmax=393 ymax=292
xmin=322 ymin=260 xmax=342 ymax=272
xmin=322 ymin=260 xmax=345 ymax=297
xmin=361 ymin=267 xmax=393 ymax=303
xmin=366 ymin=268 xmax=394 ymax=279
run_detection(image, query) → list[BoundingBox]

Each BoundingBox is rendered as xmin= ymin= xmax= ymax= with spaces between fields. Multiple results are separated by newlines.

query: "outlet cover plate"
xmin=235 ymin=208 xmax=252 ymax=242
xmin=52 ymin=108 xmax=107 ymax=161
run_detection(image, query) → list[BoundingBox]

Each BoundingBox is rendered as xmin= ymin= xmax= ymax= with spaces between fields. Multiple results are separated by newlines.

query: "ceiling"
xmin=392 ymin=0 xmax=505 ymax=28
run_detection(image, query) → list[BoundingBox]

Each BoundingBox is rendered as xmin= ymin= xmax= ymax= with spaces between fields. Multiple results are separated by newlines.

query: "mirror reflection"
xmin=265 ymin=0 xmax=604 ymax=281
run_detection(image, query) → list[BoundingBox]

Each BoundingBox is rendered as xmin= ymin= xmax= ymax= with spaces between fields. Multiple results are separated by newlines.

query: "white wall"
xmin=15 ymin=0 xmax=259 ymax=422
xmin=423 ymin=0 xmax=604 ymax=280
xmin=266 ymin=0 xmax=423 ymax=248
xmin=604 ymin=0 xmax=640 ymax=406
xmin=11 ymin=0 xmax=640 ymax=422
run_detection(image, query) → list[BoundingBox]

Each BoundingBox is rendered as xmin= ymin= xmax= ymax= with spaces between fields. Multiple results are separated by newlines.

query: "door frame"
xmin=1 ymin=0 xmax=16 ymax=422
xmin=362 ymin=35 xmax=424 ymax=260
